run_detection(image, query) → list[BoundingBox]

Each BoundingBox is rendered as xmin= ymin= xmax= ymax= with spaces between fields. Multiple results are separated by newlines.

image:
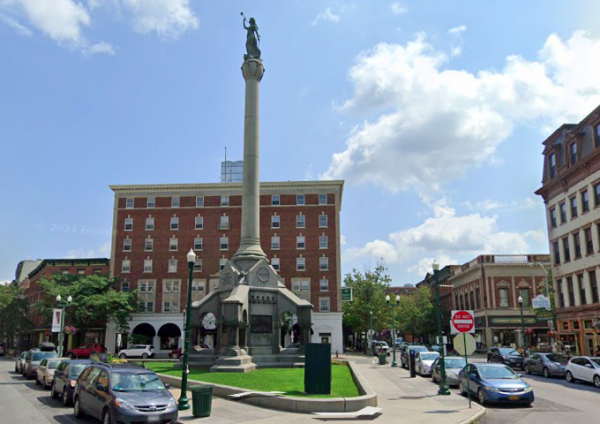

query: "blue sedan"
xmin=458 ymin=363 xmax=534 ymax=406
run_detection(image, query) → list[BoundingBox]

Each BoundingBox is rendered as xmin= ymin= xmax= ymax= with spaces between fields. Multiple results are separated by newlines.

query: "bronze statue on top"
xmin=241 ymin=12 xmax=261 ymax=60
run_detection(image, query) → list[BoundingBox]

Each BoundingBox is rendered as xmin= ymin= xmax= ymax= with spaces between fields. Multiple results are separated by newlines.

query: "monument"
xmin=190 ymin=16 xmax=313 ymax=372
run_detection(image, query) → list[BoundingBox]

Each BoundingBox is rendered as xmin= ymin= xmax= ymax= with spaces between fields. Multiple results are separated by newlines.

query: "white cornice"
xmin=110 ymin=180 xmax=345 ymax=192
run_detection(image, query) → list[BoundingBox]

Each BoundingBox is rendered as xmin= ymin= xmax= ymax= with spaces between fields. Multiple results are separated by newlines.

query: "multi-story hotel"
xmin=535 ymin=105 xmax=600 ymax=356
xmin=105 ymin=180 xmax=345 ymax=355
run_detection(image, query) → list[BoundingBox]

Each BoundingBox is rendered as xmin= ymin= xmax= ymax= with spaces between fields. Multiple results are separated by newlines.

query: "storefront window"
xmin=572 ymin=320 xmax=580 ymax=330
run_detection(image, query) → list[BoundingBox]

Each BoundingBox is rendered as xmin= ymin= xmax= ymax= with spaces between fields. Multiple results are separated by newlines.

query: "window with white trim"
xmin=219 ymin=258 xmax=227 ymax=270
xmin=319 ymin=215 xmax=328 ymax=228
xmin=296 ymin=257 xmax=306 ymax=271
xmin=168 ymin=259 xmax=177 ymax=273
xmin=319 ymin=194 xmax=327 ymax=205
xmin=319 ymin=256 xmax=329 ymax=271
xmin=221 ymin=196 xmax=229 ymax=206
xmin=220 ymin=237 xmax=228 ymax=250
xmin=296 ymin=195 xmax=305 ymax=205
xmin=121 ymin=281 xmax=130 ymax=292
xmin=172 ymin=197 xmax=180 ymax=207
xmin=193 ymin=259 xmax=202 ymax=272
xmin=139 ymin=281 xmax=155 ymax=292
xmin=319 ymin=279 xmax=329 ymax=291
xmin=196 ymin=196 xmax=204 ymax=207
xmin=296 ymin=214 xmax=305 ymax=228
xmin=147 ymin=197 xmax=155 ymax=208
xmin=271 ymin=215 xmax=280 ymax=228
xmin=320 ymin=298 xmax=330 ymax=312
xmin=126 ymin=198 xmax=134 ymax=209
xmin=292 ymin=279 xmax=309 ymax=291
xmin=194 ymin=237 xmax=203 ymax=251
xmin=123 ymin=238 xmax=132 ymax=252
xmin=271 ymin=257 xmax=280 ymax=271
xmin=170 ymin=217 xmax=179 ymax=230
xmin=169 ymin=237 xmax=178 ymax=251
xmin=124 ymin=218 xmax=133 ymax=231
xmin=138 ymin=302 xmax=154 ymax=313
xmin=192 ymin=281 xmax=205 ymax=293
xmin=164 ymin=280 xmax=180 ymax=292
xmin=163 ymin=301 xmax=179 ymax=313
xmin=219 ymin=215 xmax=230 ymax=230
xmin=145 ymin=238 xmax=154 ymax=252
xmin=121 ymin=260 xmax=131 ymax=273
xmin=272 ymin=195 xmax=280 ymax=206
xmin=319 ymin=235 xmax=328 ymax=249
xmin=296 ymin=236 xmax=305 ymax=249
xmin=271 ymin=236 xmax=280 ymax=250
xmin=143 ymin=259 xmax=153 ymax=273
xmin=195 ymin=216 xmax=203 ymax=230
xmin=145 ymin=217 xmax=154 ymax=231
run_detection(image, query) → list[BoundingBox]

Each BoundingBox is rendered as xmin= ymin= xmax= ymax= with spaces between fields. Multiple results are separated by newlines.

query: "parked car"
xmin=372 ymin=341 xmax=390 ymax=356
xmin=15 ymin=351 xmax=27 ymax=373
xmin=66 ymin=343 xmax=106 ymax=359
xmin=73 ymin=362 xmax=178 ymax=424
xmin=168 ymin=348 xmax=182 ymax=359
xmin=36 ymin=357 xmax=67 ymax=389
xmin=416 ymin=351 xmax=440 ymax=376
xmin=458 ymin=363 xmax=534 ymax=406
xmin=118 ymin=344 xmax=155 ymax=359
xmin=566 ymin=356 xmax=600 ymax=388
xmin=524 ymin=353 xmax=568 ymax=378
xmin=0 ymin=342 xmax=5 ymax=356
xmin=51 ymin=359 xmax=93 ymax=405
xmin=431 ymin=356 xmax=467 ymax=386
xmin=487 ymin=347 xmax=525 ymax=369
xmin=400 ymin=345 xmax=429 ymax=369
xmin=24 ymin=350 xmax=58 ymax=379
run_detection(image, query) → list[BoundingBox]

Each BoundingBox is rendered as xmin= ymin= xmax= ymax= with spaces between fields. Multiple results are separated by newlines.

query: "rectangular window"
xmin=195 ymin=216 xmax=203 ymax=230
xmin=220 ymin=237 xmax=228 ymax=250
xmin=296 ymin=236 xmax=305 ymax=249
xmin=549 ymin=153 xmax=556 ymax=178
xmin=126 ymin=198 xmax=134 ymax=209
xmin=194 ymin=237 xmax=203 ymax=251
xmin=271 ymin=195 xmax=280 ymax=206
xmin=192 ymin=281 xmax=205 ymax=293
xmin=563 ymin=237 xmax=571 ymax=262
xmin=163 ymin=301 xmax=179 ymax=313
xmin=219 ymin=258 xmax=227 ymax=270
xmin=145 ymin=217 xmax=154 ymax=231
xmin=271 ymin=236 xmax=280 ymax=250
xmin=170 ymin=217 xmax=179 ymax=230
xmin=320 ymin=279 xmax=329 ymax=291
xmin=163 ymin=302 xmax=171 ymax=313
xmin=589 ymin=270 xmax=599 ymax=304
xmin=219 ymin=215 xmax=229 ymax=230
xmin=584 ymin=227 xmax=594 ymax=255
xmin=172 ymin=197 xmax=180 ymax=208
xmin=475 ymin=289 xmax=481 ymax=309
xmin=292 ymin=279 xmax=309 ymax=291
xmin=296 ymin=257 xmax=306 ymax=271
xmin=319 ymin=257 xmax=329 ymax=271
xmin=518 ymin=288 xmax=530 ymax=307
xmin=164 ymin=281 xmax=180 ymax=292
xmin=296 ymin=214 xmax=305 ymax=228
xmin=595 ymin=183 xmax=600 ymax=207
xmin=123 ymin=238 xmax=132 ymax=252
xmin=498 ymin=288 xmax=509 ymax=307
xmin=140 ymin=280 xmax=154 ymax=292
xmin=196 ymin=196 xmax=204 ymax=207
xmin=221 ymin=196 xmax=229 ymax=206
xmin=139 ymin=302 xmax=154 ymax=313
xmin=320 ymin=298 xmax=330 ymax=312
xmin=147 ymin=197 xmax=155 ymax=208
xmin=121 ymin=281 xmax=130 ymax=292
xmin=573 ymin=232 xmax=582 ymax=259
xmin=121 ymin=260 xmax=131 ymax=273
xmin=168 ymin=259 xmax=177 ymax=273
xmin=569 ymin=142 xmax=577 ymax=165
xmin=124 ymin=218 xmax=133 ymax=231
xmin=550 ymin=208 xmax=557 ymax=228
xmin=144 ymin=259 xmax=152 ymax=273
xmin=193 ymin=259 xmax=202 ymax=272
xmin=570 ymin=196 xmax=578 ymax=218
xmin=319 ymin=194 xmax=327 ymax=205
xmin=271 ymin=215 xmax=280 ymax=228
xmin=169 ymin=238 xmax=178 ymax=251
xmin=319 ymin=236 xmax=328 ymax=249
xmin=319 ymin=215 xmax=328 ymax=228
xmin=560 ymin=203 xmax=567 ymax=223
xmin=296 ymin=194 xmax=305 ymax=205
xmin=145 ymin=238 xmax=154 ymax=252
xmin=271 ymin=257 xmax=280 ymax=271
xmin=557 ymin=281 xmax=564 ymax=308
xmin=567 ymin=276 xmax=574 ymax=306
xmin=578 ymin=274 xmax=586 ymax=305
xmin=553 ymin=241 xmax=560 ymax=265
xmin=582 ymin=190 xmax=589 ymax=212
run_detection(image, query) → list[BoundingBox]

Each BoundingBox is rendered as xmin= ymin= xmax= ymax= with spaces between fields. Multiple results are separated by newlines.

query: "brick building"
xmin=18 ymin=258 xmax=110 ymax=351
xmin=105 ymin=180 xmax=344 ymax=354
xmin=535 ymin=105 xmax=600 ymax=356
xmin=448 ymin=255 xmax=551 ymax=350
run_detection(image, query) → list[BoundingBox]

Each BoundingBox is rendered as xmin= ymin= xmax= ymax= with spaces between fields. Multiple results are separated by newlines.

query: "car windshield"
xmin=545 ymin=354 xmax=567 ymax=363
xmin=591 ymin=358 xmax=600 ymax=367
xmin=111 ymin=372 xmax=166 ymax=392
xmin=69 ymin=364 xmax=89 ymax=376
xmin=478 ymin=365 xmax=519 ymax=379
xmin=33 ymin=352 xmax=56 ymax=361
xmin=445 ymin=358 xmax=467 ymax=368
xmin=498 ymin=348 xmax=520 ymax=355
xmin=412 ymin=347 xmax=428 ymax=352
xmin=420 ymin=353 xmax=439 ymax=361
xmin=47 ymin=360 xmax=62 ymax=369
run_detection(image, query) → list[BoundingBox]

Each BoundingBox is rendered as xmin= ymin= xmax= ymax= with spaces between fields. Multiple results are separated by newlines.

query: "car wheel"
xmin=142 ymin=353 xmax=148 ymax=359
xmin=73 ymin=397 xmax=84 ymax=419
xmin=594 ymin=375 xmax=600 ymax=388
xmin=477 ymin=389 xmax=486 ymax=405
xmin=68 ymin=353 xmax=76 ymax=359
xmin=102 ymin=408 xmax=112 ymax=424
xmin=566 ymin=371 xmax=575 ymax=383
xmin=51 ymin=383 xmax=58 ymax=399
xmin=525 ymin=364 xmax=531 ymax=374
xmin=543 ymin=368 xmax=550 ymax=378
xmin=459 ymin=382 xmax=467 ymax=396
xmin=63 ymin=387 xmax=70 ymax=406
xmin=119 ymin=353 xmax=127 ymax=358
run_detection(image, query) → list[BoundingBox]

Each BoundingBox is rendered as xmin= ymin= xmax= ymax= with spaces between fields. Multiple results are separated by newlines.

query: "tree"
xmin=35 ymin=273 xmax=138 ymax=335
xmin=395 ymin=286 xmax=436 ymax=341
xmin=0 ymin=282 xmax=32 ymax=349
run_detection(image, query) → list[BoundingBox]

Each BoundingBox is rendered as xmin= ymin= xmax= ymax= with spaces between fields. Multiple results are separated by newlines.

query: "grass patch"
xmin=144 ymin=362 xmax=361 ymax=398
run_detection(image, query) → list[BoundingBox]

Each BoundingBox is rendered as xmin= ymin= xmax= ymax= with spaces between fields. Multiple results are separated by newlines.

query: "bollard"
xmin=409 ymin=350 xmax=416 ymax=378
xmin=335 ymin=351 xmax=339 ymax=358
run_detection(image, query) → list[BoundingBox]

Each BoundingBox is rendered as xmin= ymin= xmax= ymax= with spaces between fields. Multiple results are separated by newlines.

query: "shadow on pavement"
xmin=311 ymin=412 xmax=383 ymax=421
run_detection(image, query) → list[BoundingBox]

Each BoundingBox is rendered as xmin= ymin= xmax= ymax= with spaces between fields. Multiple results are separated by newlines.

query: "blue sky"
xmin=2 ymin=0 xmax=600 ymax=284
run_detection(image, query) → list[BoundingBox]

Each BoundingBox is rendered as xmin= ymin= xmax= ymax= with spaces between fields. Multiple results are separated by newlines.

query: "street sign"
xmin=52 ymin=308 xmax=62 ymax=333
xmin=532 ymin=294 xmax=550 ymax=310
xmin=341 ymin=287 xmax=353 ymax=301
xmin=453 ymin=333 xmax=476 ymax=356
xmin=451 ymin=310 xmax=475 ymax=334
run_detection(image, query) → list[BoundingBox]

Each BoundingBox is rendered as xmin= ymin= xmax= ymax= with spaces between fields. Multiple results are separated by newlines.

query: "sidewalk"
xmin=171 ymin=352 xmax=484 ymax=424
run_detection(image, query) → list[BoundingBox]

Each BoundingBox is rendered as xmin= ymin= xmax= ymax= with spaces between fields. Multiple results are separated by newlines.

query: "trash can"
xmin=190 ymin=384 xmax=214 ymax=417
xmin=378 ymin=353 xmax=387 ymax=365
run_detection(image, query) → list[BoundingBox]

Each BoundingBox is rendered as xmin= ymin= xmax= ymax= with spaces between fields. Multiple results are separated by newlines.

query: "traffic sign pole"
xmin=463 ymin=332 xmax=471 ymax=409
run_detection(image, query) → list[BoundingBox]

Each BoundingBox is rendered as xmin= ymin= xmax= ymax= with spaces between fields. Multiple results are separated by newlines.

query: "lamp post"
xmin=55 ymin=294 xmax=72 ymax=357
xmin=368 ymin=310 xmax=373 ymax=354
xmin=178 ymin=249 xmax=196 ymax=411
xmin=386 ymin=294 xmax=400 ymax=367
xmin=518 ymin=295 xmax=525 ymax=351
xmin=432 ymin=261 xmax=450 ymax=396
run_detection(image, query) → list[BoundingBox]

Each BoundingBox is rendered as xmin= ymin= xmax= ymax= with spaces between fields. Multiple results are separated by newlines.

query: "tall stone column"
xmin=234 ymin=58 xmax=267 ymax=259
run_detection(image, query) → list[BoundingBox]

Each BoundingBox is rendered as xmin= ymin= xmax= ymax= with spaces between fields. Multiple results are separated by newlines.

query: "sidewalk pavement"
xmin=170 ymin=352 xmax=484 ymax=424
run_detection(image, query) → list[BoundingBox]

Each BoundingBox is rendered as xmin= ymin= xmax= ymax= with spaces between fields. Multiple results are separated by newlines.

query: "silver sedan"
xmin=431 ymin=357 xmax=467 ymax=386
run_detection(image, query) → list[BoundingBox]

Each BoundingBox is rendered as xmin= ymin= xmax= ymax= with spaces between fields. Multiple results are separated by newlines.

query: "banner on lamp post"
xmin=52 ymin=309 xmax=62 ymax=333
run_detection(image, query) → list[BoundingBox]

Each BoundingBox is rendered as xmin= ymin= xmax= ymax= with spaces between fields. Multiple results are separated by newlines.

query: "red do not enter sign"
xmin=451 ymin=310 xmax=475 ymax=333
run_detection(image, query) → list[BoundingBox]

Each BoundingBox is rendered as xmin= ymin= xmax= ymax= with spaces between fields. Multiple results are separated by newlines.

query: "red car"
xmin=66 ymin=343 xmax=106 ymax=359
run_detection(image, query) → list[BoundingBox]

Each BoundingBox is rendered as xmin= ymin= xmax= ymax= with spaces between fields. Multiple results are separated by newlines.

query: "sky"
xmin=2 ymin=0 xmax=600 ymax=285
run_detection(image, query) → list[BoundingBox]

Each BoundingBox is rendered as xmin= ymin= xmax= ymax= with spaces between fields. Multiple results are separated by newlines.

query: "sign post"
xmin=451 ymin=310 xmax=475 ymax=409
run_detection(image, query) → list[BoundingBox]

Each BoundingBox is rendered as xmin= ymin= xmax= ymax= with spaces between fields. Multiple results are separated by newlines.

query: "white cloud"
xmin=312 ymin=7 xmax=340 ymax=26
xmin=322 ymin=31 xmax=600 ymax=193
xmin=66 ymin=242 xmax=111 ymax=259
xmin=390 ymin=3 xmax=407 ymax=15
xmin=340 ymin=234 xmax=347 ymax=246
xmin=0 ymin=13 xmax=32 ymax=36
xmin=344 ymin=239 xmax=399 ymax=263
xmin=448 ymin=25 xmax=466 ymax=35
xmin=408 ymin=255 xmax=457 ymax=277
xmin=119 ymin=0 xmax=198 ymax=38
xmin=87 ymin=41 xmax=115 ymax=55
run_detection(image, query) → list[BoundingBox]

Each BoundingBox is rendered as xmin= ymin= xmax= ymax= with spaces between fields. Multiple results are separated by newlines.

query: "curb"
xmin=457 ymin=405 xmax=486 ymax=424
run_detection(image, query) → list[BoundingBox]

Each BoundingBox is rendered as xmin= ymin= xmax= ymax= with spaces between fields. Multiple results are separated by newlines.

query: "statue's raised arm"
xmin=241 ymin=12 xmax=261 ymax=60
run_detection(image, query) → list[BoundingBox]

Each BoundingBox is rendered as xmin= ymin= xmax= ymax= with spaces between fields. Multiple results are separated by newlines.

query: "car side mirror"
xmin=470 ymin=374 xmax=477 ymax=381
xmin=96 ymin=383 xmax=107 ymax=392
xmin=518 ymin=374 xmax=523 ymax=378
xmin=164 ymin=383 xmax=171 ymax=389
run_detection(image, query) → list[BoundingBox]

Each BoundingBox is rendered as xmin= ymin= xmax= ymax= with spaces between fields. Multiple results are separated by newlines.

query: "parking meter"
xmin=409 ymin=350 xmax=416 ymax=378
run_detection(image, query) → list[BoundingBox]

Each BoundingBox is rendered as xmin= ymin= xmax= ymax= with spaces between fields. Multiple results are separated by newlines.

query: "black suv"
xmin=73 ymin=363 xmax=178 ymax=424
xmin=487 ymin=347 xmax=525 ymax=369
xmin=51 ymin=359 xmax=93 ymax=406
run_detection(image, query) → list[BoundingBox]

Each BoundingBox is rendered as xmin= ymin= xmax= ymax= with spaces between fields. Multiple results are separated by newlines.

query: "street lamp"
xmin=518 ymin=295 xmax=526 ymax=351
xmin=368 ymin=310 xmax=373 ymax=354
xmin=55 ymin=294 xmax=73 ymax=357
xmin=386 ymin=294 xmax=400 ymax=367
xmin=178 ymin=249 xmax=197 ymax=411
xmin=432 ymin=261 xmax=450 ymax=396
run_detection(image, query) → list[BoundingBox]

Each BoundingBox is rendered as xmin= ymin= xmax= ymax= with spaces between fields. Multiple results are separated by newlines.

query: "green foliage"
xmin=0 ymin=282 xmax=32 ymax=348
xmin=342 ymin=263 xmax=392 ymax=334
xmin=129 ymin=333 xmax=151 ymax=345
xmin=395 ymin=286 xmax=436 ymax=339
xmin=35 ymin=273 xmax=138 ymax=333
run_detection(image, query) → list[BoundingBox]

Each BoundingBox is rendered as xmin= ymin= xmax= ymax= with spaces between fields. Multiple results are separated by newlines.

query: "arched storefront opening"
xmin=158 ymin=323 xmax=181 ymax=350
xmin=131 ymin=323 xmax=156 ymax=345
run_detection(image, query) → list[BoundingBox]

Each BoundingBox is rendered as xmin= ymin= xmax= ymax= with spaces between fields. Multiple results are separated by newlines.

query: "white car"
xmin=36 ymin=357 xmax=66 ymax=389
xmin=566 ymin=356 xmax=600 ymax=388
xmin=118 ymin=344 xmax=155 ymax=359
xmin=416 ymin=351 xmax=440 ymax=376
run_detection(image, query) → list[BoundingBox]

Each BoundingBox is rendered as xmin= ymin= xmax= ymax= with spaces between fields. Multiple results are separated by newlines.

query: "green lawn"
xmin=144 ymin=362 xmax=361 ymax=398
